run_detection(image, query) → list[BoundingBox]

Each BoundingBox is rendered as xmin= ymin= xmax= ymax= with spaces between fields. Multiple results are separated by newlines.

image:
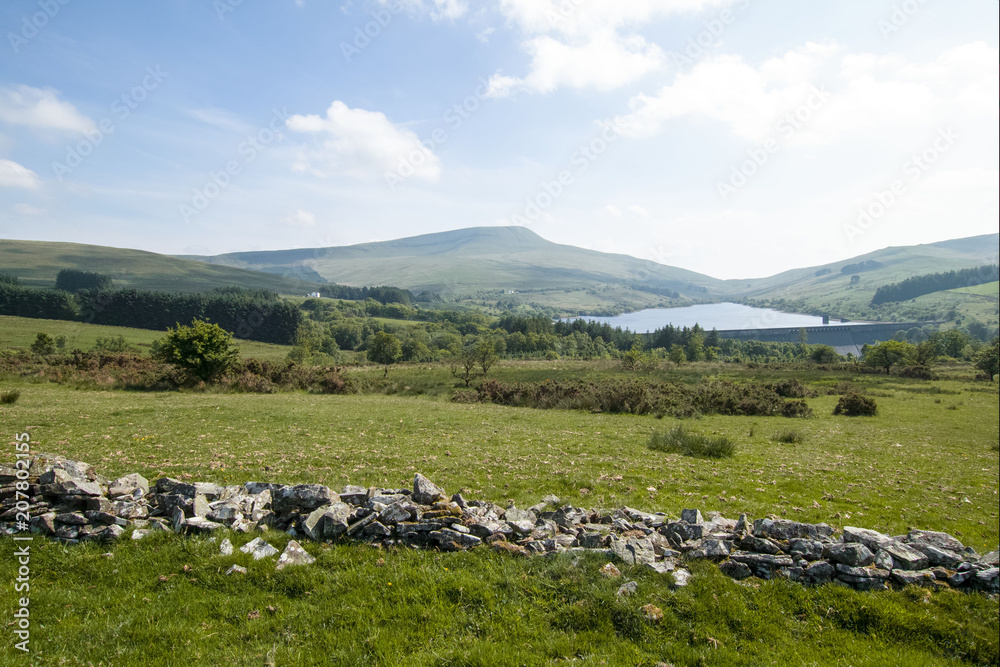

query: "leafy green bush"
xmin=833 ymin=392 xmax=878 ymax=416
xmin=648 ymin=426 xmax=735 ymax=458
xmin=152 ymin=319 xmax=239 ymax=383
xmin=0 ymin=389 xmax=20 ymax=404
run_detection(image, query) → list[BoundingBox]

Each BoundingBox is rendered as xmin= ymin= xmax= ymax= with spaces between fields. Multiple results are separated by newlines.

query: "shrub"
xmin=833 ymin=392 xmax=878 ymax=416
xmin=30 ymin=333 xmax=58 ymax=355
xmin=0 ymin=389 xmax=20 ymax=405
xmin=648 ymin=426 xmax=736 ymax=459
xmin=152 ymin=319 xmax=239 ymax=383
xmin=770 ymin=379 xmax=812 ymax=398
xmin=897 ymin=365 xmax=935 ymax=380
xmin=314 ymin=371 xmax=347 ymax=394
xmin=781 ymin=400 xmax=813 ymax=418
xmin=773 ymin=429 xmax=805 ymax=444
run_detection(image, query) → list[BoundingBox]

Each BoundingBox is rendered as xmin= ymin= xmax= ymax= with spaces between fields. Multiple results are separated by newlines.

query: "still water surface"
xmin=568 ymin=302 xmax=863 ymax=333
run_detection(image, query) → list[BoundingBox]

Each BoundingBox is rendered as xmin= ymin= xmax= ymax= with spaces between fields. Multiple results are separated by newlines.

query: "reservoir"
xmin=569 ymin=302 xmax=860 ymax=333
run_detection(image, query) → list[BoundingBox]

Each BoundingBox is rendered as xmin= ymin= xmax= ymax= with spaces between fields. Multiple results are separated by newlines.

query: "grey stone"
xmin=804 ymin=560 xmax=836 ymax=583
xmin=789 ymin=539 xmax=825 ymax=561
xmin=879 ymin=541 xmax=929 ymax=571
xmin=701 ymin=539 xmax=730 ymax=559
xmin=729 ymin=551 xmax=795 ymax=569
xmin=617 ymin=581 xmax=638 ymax=597
xmin=108 ymin=473 xmax=149 ymax=499
xmin=740 ymin=535 xmax=783 ymax=555
xmin=240 ymin=537 xmax=279 ymax=560
xmin=155 ymin=477 xmax=183 ymax=494
xmin=226 ymin=564 xmax=247 ymax=575
xmin=412 ymin=473 xmax=446 ymax=505
xmin=906 ymin=529 xmax=965 ymax=554
xmin=835 ymin=563 xmax=890 ymax=580
xmin=220 ymin=538 xmax=233 ymax=556
xmin=979 ymin=551 xmax=998 ymax=567
xmin=317 ymin=503 xmax=353 ymax=539
xmin=275 ymin=540 xmax=315 ymax=570
xmin=55 ymin=512 xmax=89 ymax=525
xmin=891 ymin=569 xmax=936 ymax=586
xmin=272 ymin=484 xmax=338 ymax=513
xmin=192 ymin=494 xmax=210 ymax=518
xmin=346 ymin=512 xmax=377 ymax=536
xmin=111 ymin=500 xmax=149 ymax=520
xmin=824 ymin=542 xmax=875 ymax=567
xmin=908 ymin=543 xmax=963 ymax=568
xmin=610 ymin=537 xmax=657 ymax=566
xmin=645 ymin=561 xmax=676 ymax=575
xmin=505 ymin=507 xmax=537 ymax=524
xmin=362 ymin=521 xmax=392 ymax=537
xmin=681 ymin=508 xmax=703 ymax=525
xmin=181 ymin=517 xmax=225 ymax=534
xmin=974 ymin=568 xmax=999 ymax=593
xmin=56 ymin=479 xmax=103 ymax=497
xmin=131 ymin=529 xmax=151 ymax=541
xmin=672 ymin=568 xmax=692 ymax=588
xmin=754 ymin=519 xmax=834 ymax=542
xmin=379 ymin=502 xmax=416 ymax=524
xmin=434 ymin=528 xmax=482 ymax=549
xmin=874 ymin=549 xmax=894 ymax=571
xmin=719 ymin=559 xmax=753 ymax=580
xmin=843 ymin=526 xmax=893 ymax=553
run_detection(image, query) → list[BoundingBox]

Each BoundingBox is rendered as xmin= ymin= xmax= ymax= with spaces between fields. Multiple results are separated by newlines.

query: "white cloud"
xmin=385 ymin=0 xmax=468 ymax=21
xmin=11 ymin=203 xmax=47 ymax=216
xmin=627 ymin=204 xmax=649 ymax=216
xmin=0 ymin=160 xmax=41 ymax=189
xmin=186 ymin=107 xmax=255 ymax=134
xmin=476 ymin=26 xmax=496 ymax=43
xmin=612 ymin=41 xmax=999 ymax=145
xmin=486 ymin=30 xmax=664 ymax=96
xmin=281 ymin=209 xmax=317 ymax=227
xmin=0 ymin=85 xmax=96 ymax=135
xmin=287 ymin=101 xmax=442 ymax=181
xmin=497 ymin=0 xmax=726 ymax=38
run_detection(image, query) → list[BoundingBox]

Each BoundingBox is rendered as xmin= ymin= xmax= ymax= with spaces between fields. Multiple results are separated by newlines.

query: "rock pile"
xmin=3 ymin=454 xmax=997 ymax=593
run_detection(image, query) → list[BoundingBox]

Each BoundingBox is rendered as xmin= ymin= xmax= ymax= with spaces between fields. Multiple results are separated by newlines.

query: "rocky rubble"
xmin=2 ymin=454 xmax=998 ymax=594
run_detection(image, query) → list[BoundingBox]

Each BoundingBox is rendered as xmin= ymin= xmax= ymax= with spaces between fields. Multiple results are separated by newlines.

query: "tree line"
xmin=870 ymin=265 xmax=999 ymax=305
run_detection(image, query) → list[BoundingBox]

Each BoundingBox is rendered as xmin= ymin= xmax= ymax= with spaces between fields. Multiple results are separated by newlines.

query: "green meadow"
xmin=1 ymin=357 xmax=998 ymax=665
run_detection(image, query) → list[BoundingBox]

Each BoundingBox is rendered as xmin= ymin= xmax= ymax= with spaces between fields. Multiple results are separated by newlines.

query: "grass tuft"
xmin=648 ymin=425 xmax=736 ymax=459
xmin=0 ymin=389 xmax=20 ymax=404
xmin=773 ymin=429 xmax=805 ymax=444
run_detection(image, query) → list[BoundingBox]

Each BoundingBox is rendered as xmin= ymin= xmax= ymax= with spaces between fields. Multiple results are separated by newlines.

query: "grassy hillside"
xmin=733 ymin=234 xmax=999 ymax=323
xmin=185 ymin=226 xmax=726 ymax=305
xmin=0 ymin=239 xmax=325 ymax=294
xmin=0 ymin=315 xmax=292 ymax=361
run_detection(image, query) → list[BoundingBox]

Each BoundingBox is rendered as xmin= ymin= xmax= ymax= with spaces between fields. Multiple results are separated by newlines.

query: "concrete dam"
xmin=715 ymin=322 xmax=932 ymax=357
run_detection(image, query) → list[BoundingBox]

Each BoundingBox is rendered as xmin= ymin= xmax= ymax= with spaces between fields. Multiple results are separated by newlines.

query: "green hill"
xmin=183 ymin=226 xmax=723 ymax=293
xmin=728 ymin=234 xmax=999 ymax=321
xmin=0 ymin=239 xmax=325 ymax=294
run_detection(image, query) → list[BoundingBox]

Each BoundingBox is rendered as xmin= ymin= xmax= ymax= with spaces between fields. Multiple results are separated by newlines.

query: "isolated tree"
xmin=30 ymin=333 xmax=57 ymax=355
xmin=152 ymin=319 xmax=239 ymax=382
xmin=686 ymin=330 xmax=705 ymax=362
xmin=474 ymin=338 xmax=498 ymax=376
xmin=450 ymin=345 xmax=481 ymax=387
xmin=862 ymin=340 xmax=915 ymax=374
xmin=367 ymin=331 xmax=402 ymax=377
xmin=668 ymin=344 xmax=687 ymax=367
xmin=974 ymin=339 xmax=998 ymax=381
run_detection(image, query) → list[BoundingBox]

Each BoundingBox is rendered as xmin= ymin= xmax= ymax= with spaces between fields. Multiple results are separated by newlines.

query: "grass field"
xmin=951 ymin=281 xmax=1000 ymax=298
xmin=0 ymin=314 xmax=293 ymax=361
xmin=1 ymin=363 xmax=997 ymax=664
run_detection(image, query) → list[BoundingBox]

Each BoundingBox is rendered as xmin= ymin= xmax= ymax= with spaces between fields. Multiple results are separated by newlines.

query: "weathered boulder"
xmin=754 ymin=519 xmax=833 ymax=542
xmin=681 ymin=508 xmax=703 ymax=525
xmin=719 ymin=559 xmax=753 ymax=580
xmin=271 ymin=485 xmax=338 ymax=513
xmin=109 ymin=473 xmax=149 ymax=499
xmin=740 ymin=535 xmax=783 ymax=555
xmin=843 ymin=526 xmax=893 ymax=553
xmin=412 ymin=473 xmax=447 ymax=505
xmin=789 ymin=539 xmax=825 ymax=561
xmin=240 ymin=537 xmax=279 ymax=560
xmin=880 ymin=541 xmax=929 ymax=571
xmin=610 ymin=536 xmax=657 ymax=566
xmin=275 ymin=540 xmax=315 ymax=570
xmin=824 ymin=542 xmax=875 ymax=567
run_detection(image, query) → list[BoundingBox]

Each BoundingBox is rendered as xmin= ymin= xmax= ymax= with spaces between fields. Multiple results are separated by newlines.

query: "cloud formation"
xmin=0 ymin=85 xmax=96 ymax=135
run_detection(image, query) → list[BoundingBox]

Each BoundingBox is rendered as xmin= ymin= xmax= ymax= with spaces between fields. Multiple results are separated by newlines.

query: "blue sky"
xmin=0 ymin=0 xmax=996 ymax=278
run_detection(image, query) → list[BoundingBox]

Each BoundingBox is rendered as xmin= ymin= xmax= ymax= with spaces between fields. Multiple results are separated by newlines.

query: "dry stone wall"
xmin=3 ymin=453 xmax=998 ymax=594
